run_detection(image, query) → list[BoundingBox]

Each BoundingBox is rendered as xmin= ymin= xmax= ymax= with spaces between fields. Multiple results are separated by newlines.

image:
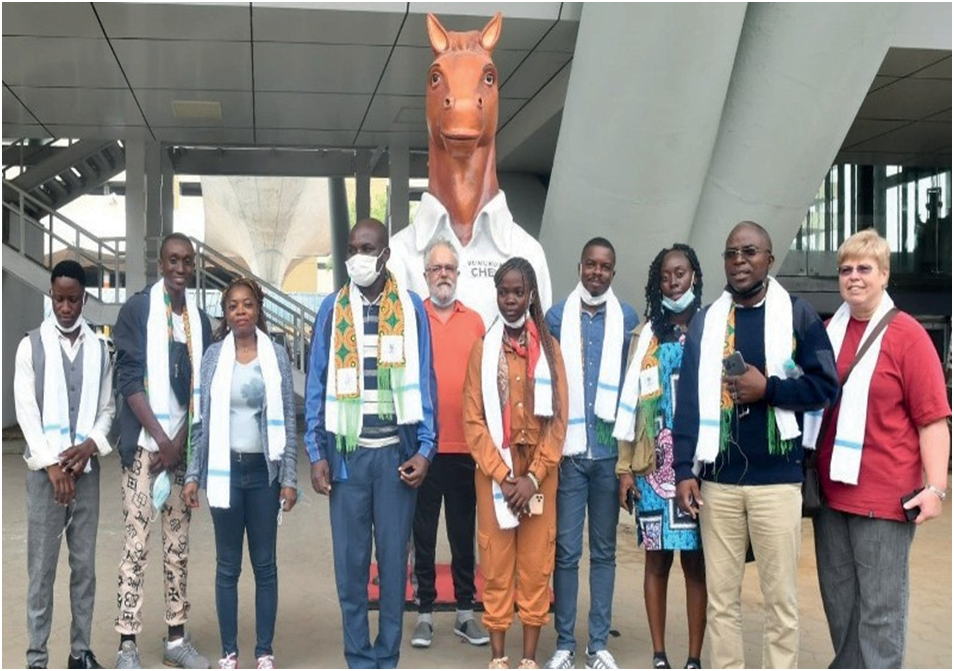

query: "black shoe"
xmin=68 ymin=651 xmax=103 ymax=669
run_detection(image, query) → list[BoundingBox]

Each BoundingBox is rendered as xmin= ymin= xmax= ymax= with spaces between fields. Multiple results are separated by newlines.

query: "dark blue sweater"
xmin=672 ymin=296 xmax=838 ymax=486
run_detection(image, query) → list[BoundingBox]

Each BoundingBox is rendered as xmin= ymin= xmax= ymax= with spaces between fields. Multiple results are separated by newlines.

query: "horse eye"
xmin=430 ymin=72 xmax=441 ymax=86
xmin=484 ymin=72 xmax=495 ymax=86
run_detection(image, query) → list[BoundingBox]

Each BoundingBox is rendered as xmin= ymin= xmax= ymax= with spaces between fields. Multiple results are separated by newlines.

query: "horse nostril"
xmin=444 ymin=97 xmax=452 ymax=109
xmin=477 ymin=96 xmax=483 ymax=108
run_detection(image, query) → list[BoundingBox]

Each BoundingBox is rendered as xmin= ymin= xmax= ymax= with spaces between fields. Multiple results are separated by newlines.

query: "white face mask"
xmin=56 ymin=315 xmax=85 ymax=333
xmin=577 ymin=280 xmax=609 ymax=307
xmin=430 ymin=292 xmax=456 ymax=308
xmin=502 ymin=314 xmax=527 ymax=329
xmin=152 ymin=471 xmax=171 ymax=513
xmin=500 ymin=291 xmax=532 ymax=329
xmin=661 ymin=288 xmax=696 ymax=313
xmin=346 ymin=252 xmax=383 ymax=288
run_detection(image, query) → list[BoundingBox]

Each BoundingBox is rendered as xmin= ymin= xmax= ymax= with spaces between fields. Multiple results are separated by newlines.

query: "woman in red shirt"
xmin=814 ymin=229 xmax=950 ymax=669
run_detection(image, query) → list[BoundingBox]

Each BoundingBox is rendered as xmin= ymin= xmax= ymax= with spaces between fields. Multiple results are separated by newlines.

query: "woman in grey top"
xmin=184 ymin=278 xmax=298 ymax=670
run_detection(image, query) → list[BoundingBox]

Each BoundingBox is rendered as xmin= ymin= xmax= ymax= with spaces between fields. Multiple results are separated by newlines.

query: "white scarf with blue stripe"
xmin=823 ymin=292 xmax=895 ymax=485
xmin=207 ymin=328 xmax=285 ymax=508
xmin=39 ymin=316 xmax=100 ymax=473
xmin=559 ymin=285 xmax=624 ymax=456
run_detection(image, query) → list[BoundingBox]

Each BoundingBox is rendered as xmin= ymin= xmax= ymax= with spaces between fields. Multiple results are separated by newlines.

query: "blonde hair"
xmin=837 ymin=229 xmax=890 ymax=273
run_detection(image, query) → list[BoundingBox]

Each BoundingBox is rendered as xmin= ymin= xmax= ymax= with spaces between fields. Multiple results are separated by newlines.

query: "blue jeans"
xmin=553 ymin=456 xmax=619 ymax=653
xmin=329 ymin=446 xmax=417 ymax=669
xmin=210 ymin=452 xmax=280 ymax=659
xmin=814 ymin=504 xmax=916 ymax=668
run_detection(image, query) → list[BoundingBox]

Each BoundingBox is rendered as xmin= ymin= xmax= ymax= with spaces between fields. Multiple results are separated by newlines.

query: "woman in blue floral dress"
xmin=616 ymin=244 xmax=706 ymax=670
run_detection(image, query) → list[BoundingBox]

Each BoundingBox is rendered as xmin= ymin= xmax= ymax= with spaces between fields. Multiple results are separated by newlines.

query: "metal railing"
xmin=2 ymin=178 xmax=125 ymax=302
xmin=191 ymin=237 xmax=315 ymax=378
xmin=2 ymin=177 xmax=316 ymax=381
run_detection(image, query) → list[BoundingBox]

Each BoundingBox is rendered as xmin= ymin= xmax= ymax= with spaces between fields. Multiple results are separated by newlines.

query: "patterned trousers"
xmin=115 ymin=447 xmax=192 ymax=635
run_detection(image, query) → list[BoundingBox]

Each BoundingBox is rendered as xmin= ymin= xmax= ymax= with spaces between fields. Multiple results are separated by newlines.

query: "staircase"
xmin=190 ymin=237 xmax=314 ymax=398
xmin=3 ymin=180 xmax=125 ymax=325
xmin=2 ymin=178 xmax=314 ymax=398
xmin=2 ymin=139 xmax=125 ymax=215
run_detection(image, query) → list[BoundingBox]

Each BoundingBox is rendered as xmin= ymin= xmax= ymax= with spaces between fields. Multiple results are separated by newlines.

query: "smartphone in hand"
xmin=723 ymin=351 xmax=747 ymax=376
xmin=901 ymin=487 xmax=924 ymax=522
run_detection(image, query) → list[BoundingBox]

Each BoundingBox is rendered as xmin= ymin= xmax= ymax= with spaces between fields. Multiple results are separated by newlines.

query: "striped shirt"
xmin=358 ymin=297 xmax=400 ymax=448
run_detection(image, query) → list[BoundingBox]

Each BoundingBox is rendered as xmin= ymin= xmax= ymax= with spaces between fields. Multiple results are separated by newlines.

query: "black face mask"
xmin=726 ymin=278 xmax=765 ymax=301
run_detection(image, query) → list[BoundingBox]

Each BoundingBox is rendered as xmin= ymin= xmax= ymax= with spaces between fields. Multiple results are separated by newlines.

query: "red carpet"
xmin=367 ymin=563 xmax=485 ymax=612
xmin=367 ymin=563 xmax=553 ymax=612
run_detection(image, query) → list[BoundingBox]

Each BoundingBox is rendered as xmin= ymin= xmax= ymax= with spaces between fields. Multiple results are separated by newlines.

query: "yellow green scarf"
xmin=332 ymin=272 xmax=407 ymax=451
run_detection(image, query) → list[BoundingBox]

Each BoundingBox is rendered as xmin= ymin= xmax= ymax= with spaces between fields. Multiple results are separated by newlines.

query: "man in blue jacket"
xmin=305 ymin=219 xmax=437 ymax=669
xmin=673 ymin=222 xmax=838 ymax=669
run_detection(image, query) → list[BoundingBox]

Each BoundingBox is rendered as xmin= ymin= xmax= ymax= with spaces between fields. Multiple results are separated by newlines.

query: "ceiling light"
xmin=172 ymin=100 xmax=223 ymax=120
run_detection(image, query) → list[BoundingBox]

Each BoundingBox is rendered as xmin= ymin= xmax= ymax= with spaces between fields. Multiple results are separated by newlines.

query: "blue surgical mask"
xmin=662 ymin=288 xmax=695 ymax=314
xmin=152 ymin=471 xmax=171 ymax=513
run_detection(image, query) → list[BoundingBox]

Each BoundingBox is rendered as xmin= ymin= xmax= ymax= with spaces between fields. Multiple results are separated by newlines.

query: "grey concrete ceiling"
xmin=2 ymin=1 xmax=579 ymax=166
xmin=2 ymin=3 xmax=949 ymax=173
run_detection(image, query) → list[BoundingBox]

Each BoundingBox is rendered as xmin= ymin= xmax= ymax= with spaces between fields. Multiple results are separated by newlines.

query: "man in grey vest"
xmin=14 ymin=260 xmax=116 ymax=669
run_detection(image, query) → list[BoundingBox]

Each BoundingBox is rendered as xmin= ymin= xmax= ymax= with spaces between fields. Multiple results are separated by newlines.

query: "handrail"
xmin=3 ymin=178 xmax=124 ymax=302
xmin=189 ymin=236 xmax=315 ymax=378
xmin=2 ymin=177 xmax=315 ymax=379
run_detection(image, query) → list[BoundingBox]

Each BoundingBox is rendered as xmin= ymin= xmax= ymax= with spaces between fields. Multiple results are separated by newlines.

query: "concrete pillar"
xmin=161 ymin=145 xmax=175 ymax=240
xmin=328 ymin=176 xmax=350 ymax=290
xmin=388 ymin=140 xmax=409 ymax=234
xmin=356 ymin=170 xmax=371 ymax=222
xmin=540 ymin=3 xmax=746 ymax=302
xmin=125 ymin=139 xmax=147 ymax=294
xmin=125 ymin=139 xmax=166 ymax=292
xmin=687 ymin=4 xmax=906 ymax=301
xmin=144 ymin=140 xmax=163 ymax=285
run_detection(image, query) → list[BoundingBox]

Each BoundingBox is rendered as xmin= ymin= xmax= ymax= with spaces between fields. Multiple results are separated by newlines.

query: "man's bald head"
xmin=352 ymin=218 xmax=389 ymax=248
xmin=727 ymin=220 xmax=772 ymax=252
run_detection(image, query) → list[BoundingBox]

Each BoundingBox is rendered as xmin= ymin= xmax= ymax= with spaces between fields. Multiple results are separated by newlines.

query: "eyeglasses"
xmin=425 ymin=264 xmax=458 ymax=275
xmin=838 ymin=264 xmax=875 ymax=277
xmin=722 ymin=246 xmax=768 ymax=260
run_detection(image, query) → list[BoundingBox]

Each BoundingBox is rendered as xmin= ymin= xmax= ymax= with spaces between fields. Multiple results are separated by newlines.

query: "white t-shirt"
xmin=388 ymin=190 xmax=552 ymax=328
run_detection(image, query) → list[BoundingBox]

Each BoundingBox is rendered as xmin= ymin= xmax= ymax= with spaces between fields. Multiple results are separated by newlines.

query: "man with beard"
xmin=409 ymin=239 xmax=488 ymax=649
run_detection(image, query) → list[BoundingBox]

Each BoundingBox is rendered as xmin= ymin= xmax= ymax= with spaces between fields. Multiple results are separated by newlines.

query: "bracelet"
xmin=526 ymin=472 xmax=540 ymax=491
xmin=926 ymin=484 xmax=947 ymax=501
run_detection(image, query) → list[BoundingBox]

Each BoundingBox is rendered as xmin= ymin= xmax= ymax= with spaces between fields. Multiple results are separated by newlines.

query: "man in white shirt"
xmin=15 ymin=260 xmax=115 ymax=669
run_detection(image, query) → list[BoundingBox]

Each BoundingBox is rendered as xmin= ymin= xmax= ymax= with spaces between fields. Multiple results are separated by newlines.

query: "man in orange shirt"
xmin=410 ymin=238 xmax=489 ymax=649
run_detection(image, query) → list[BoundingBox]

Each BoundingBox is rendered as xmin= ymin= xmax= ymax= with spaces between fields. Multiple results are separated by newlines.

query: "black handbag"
xmin=802 ymin=307 xmax=899 ymax=519
xmin=169 ymin=342 xmax=193 ymax=407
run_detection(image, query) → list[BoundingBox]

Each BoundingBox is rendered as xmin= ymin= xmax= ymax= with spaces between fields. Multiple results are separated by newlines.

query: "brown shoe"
xmin=489 ymin=657 xmax=510 ymax=669
xmin=517 ymin=660 xmax=539 ymax=669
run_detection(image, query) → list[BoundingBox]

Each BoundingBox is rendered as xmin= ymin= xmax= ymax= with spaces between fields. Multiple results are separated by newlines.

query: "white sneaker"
xmin=544 ymin=649 xmax=575 ymax=669
xmin=218 ymin=653 xmax=238 ymax=670
xmin=585 ymin=649 xmax=618 ymax=670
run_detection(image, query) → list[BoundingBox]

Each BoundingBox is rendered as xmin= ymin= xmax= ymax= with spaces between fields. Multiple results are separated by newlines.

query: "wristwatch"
xmin=926 ymin=484 xmax=947 ymax=501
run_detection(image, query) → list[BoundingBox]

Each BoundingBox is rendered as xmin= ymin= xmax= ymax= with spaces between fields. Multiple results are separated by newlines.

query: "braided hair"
xmin=216 ymin=276 xmax=269 ymax=341
xmin=644 ymin=243 xmax=704 ymax=339
xmin=493 ymin=257 xmax=561 ymax=417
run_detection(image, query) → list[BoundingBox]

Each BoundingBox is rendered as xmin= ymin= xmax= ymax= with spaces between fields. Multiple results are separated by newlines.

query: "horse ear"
xmin=426 ymin=13 xmax=450 ymax=55
xmin=480 ymin=12 xmax=503 ymax=52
